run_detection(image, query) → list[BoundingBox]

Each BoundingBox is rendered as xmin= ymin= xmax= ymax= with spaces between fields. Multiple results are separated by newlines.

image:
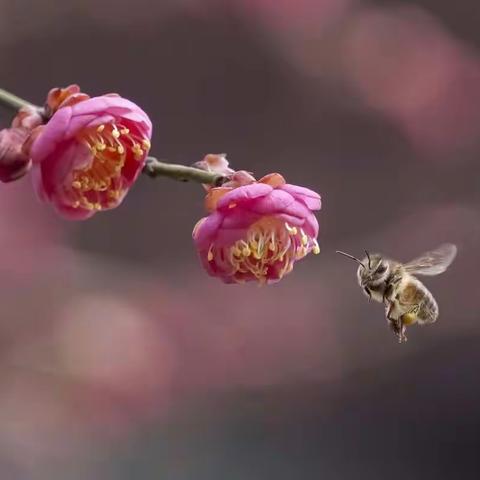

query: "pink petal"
xmin=247 ymin=189 xmax=295 ymax=215
xmin=273 ymin=213 xmax=305 ymax=227
xmin=37 ymin=141 xmax=92 ymax=203
xmin=30 ymin=107 xmax=73 ymax=163
xmin=71 ymin=97 xmax=152 ymax=137
xmin=303 ymin=212 xmax=319 ymax=238
xmin=217 ymin=183 xmax=272 ymax=210
xmin=221 ymin=209 xmax=260 ymax=230
xmin=281 ymin=198 xmax=312 ymax=221
xmin=214 ymin=227 xmax=249 ymax=247
xmin=192 ymin=211 xmax=224 ymax=249
xmin=64 ymin=113 xmax=104 ymax=137
xmin=258 ymin=172 xmax=286 ymax=187
xmin=280 ymin=184 xmax=321 ymax=210
xmin=31 ymin=164 xmax=48 ymax=201
xmin=55 ymin=202 xmax=95 ymax=220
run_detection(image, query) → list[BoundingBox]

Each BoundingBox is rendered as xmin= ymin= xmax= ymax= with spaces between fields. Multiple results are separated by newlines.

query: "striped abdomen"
xmin=398 ymin=277 xmax=439 ymax=325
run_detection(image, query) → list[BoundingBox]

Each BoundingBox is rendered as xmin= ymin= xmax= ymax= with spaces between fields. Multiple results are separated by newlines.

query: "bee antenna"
xmin=336 ymin=251 xmax=366 ymax=269
xmin=364 ymin=250 xmax=372 ymax=269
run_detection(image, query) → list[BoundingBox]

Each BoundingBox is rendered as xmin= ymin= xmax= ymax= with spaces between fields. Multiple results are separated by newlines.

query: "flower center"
xmin=68 ymin=123 xmax=150 ymax=210
xmin=208 ymin=217 xmax=320 ymax=283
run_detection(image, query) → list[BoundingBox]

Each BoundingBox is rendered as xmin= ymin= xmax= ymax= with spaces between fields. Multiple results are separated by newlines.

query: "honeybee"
xmin=336 ymin=244 xmax=457 ymax=343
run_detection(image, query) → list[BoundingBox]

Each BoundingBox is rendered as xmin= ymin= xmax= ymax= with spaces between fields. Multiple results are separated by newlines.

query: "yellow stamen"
xmin=296 ymin=245 xmax=307 ymax=259
xmin=300 ymin=229 xmax=308 ymax=246
xmin=132 ymin=144 xmax=143 ymax=159
xmin=68 ymin=122 xmax=150 ymax=212
xmin=285 ymin=222 xmax=298 ymax=235
xmin=212 ymin=217 xmax=316 ymax=283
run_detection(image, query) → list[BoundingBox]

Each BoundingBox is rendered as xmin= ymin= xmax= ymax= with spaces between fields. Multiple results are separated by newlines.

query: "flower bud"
xmin=0 ymin=127 xmax=32 ymax=182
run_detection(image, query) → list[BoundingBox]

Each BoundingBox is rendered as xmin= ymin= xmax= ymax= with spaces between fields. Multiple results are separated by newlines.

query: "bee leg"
xmin=398 ymin=304 xmax=420 ymax=343
xmin=387 ymin=318 xmax=406 ymax=343
xmin=398 ymin=320 xmax=407 ymax=343
xmin=385 ymin=301 xmax=403 ymax=341
xmin=383 ymin=283 xmax=395 ymax=304
xmin=385 ymin=301 xmax=394 ymax=320
xmin=388 ymin=318 xmax=400 ymax=336
xmin=383 ymin=274 xmax=401 ymax=304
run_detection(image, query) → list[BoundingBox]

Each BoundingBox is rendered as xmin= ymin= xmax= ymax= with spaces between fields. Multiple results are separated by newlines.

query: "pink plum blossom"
xmin=193 ymin=172 xmax=321 ymax=285
xmin=10 ymin=85 xmax=153 ymax=219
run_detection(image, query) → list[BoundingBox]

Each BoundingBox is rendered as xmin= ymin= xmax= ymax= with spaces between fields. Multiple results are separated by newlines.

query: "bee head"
xmin=336 ymin=250 xmax=390 ymax=294
xmin=357 ymin=251 xmax=390 ymax=286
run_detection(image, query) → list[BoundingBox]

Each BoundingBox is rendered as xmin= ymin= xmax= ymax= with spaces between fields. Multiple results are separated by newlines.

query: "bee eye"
xmin=376 ymin=264 xmax=387 ymax=274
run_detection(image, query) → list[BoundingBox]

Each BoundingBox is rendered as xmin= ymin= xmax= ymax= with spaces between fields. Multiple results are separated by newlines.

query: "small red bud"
xmin=0 ymin=127 xmax=32 ymax=182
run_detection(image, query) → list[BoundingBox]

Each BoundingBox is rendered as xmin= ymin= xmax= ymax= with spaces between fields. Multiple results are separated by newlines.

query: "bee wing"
xmin=403 ymin=243 xmax=457 ymax=276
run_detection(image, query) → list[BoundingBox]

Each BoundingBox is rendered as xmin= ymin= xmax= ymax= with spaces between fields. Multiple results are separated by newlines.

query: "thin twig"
xmin=0 ymin=88 xmax=38 ymax=112
xmin=0 ymin=88 xmax=225 ymax=187
xmin=143 ymin=157 xmax=226 ymax=186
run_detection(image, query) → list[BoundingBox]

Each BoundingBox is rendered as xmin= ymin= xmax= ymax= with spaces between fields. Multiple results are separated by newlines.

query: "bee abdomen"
xmin=398 ymin=279 xmax=438 ymax=325
xmin=417 ymin=292 xmax=439 ymax=325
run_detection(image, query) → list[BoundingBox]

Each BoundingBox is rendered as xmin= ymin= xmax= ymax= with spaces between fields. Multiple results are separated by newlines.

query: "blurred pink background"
xmin=1 ymin=1 xmax=479 ymax=479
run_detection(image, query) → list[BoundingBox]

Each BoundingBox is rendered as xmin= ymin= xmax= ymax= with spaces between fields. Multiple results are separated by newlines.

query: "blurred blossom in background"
xmin=1 ymin=1 xmax=480 ymax=479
